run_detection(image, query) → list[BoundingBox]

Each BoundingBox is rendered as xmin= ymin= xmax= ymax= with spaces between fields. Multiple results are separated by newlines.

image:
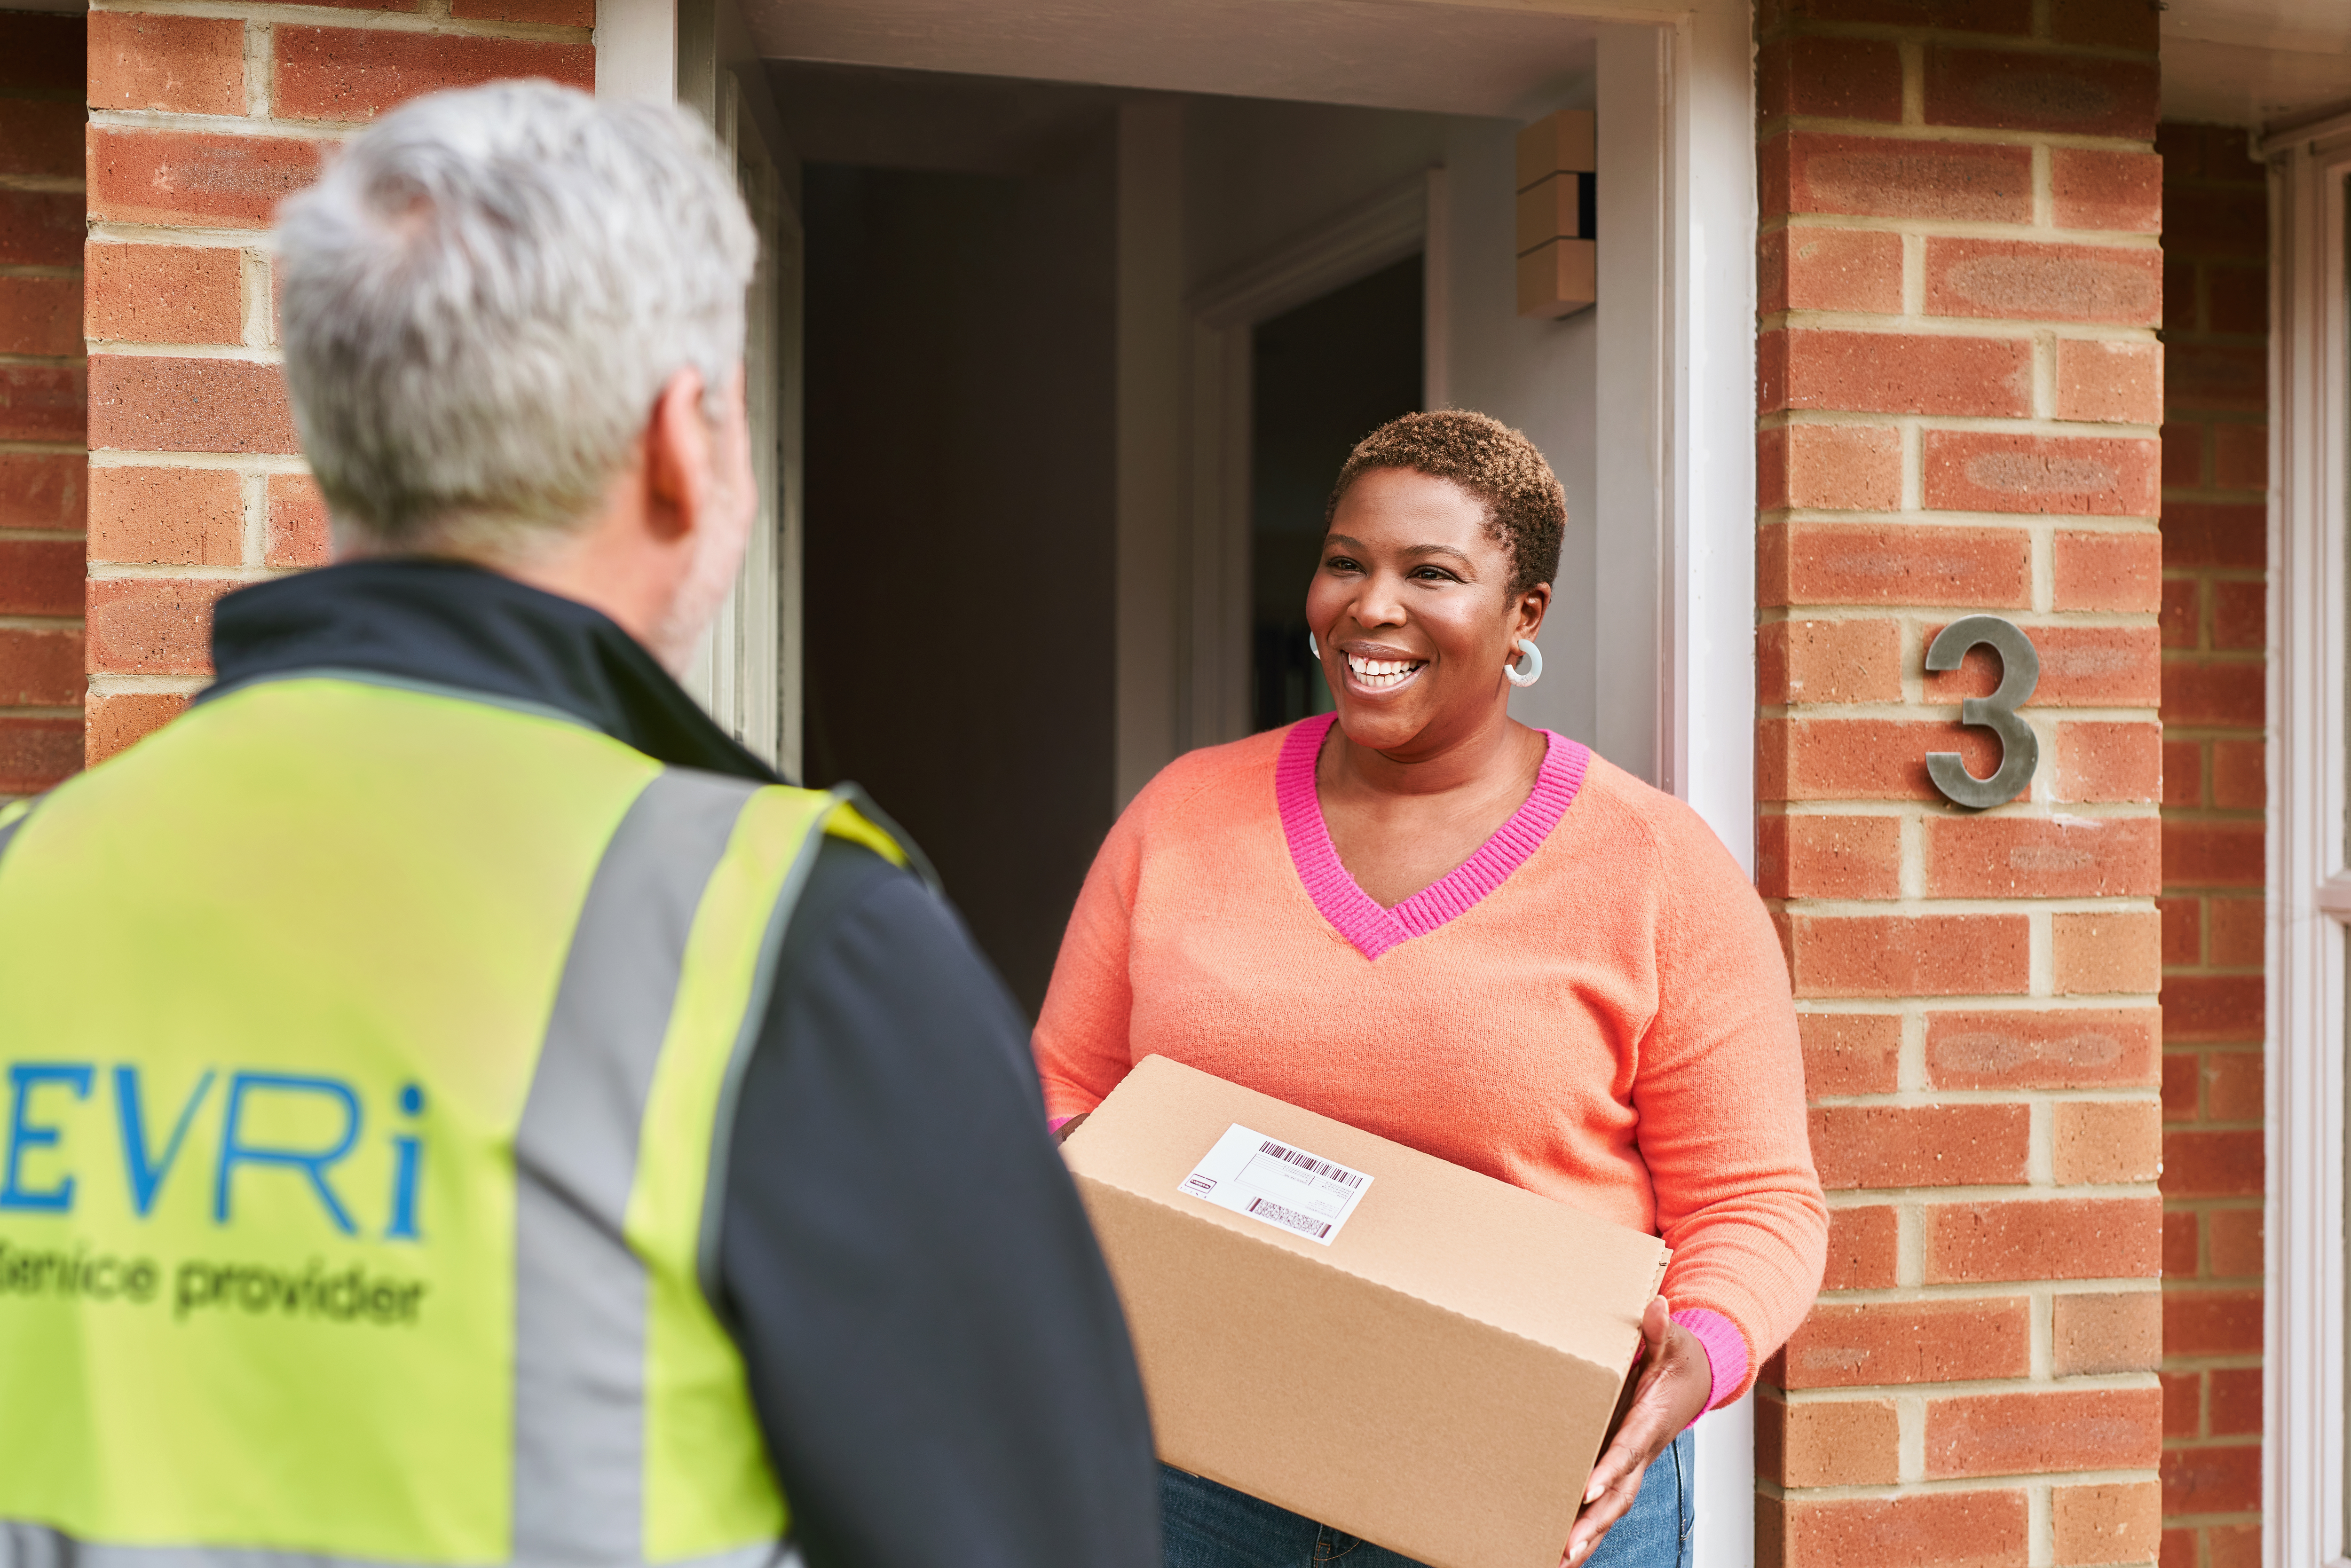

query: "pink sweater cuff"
xmin=1048 ymin=1113 xmax=1077 ymax=1134
xmin=1671 ymin=1308 xmax=1747 ymax=1418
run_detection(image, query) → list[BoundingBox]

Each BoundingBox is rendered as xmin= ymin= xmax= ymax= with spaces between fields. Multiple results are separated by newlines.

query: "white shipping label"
xmin=1176 ymin=1123 xmax=1373 ymax=1246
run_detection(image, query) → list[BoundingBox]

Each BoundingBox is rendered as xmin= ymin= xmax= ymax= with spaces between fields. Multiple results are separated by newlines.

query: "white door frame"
xmin=591 ymin=4 xmax=1759 ymax=1564
xmin=1178 ymin=176 xmax=1434 ymax=751
xmin=2260 ymin=104 xmax=2351 ymax=1568
xmin=600 ymin=0 xmax=801 ymax=776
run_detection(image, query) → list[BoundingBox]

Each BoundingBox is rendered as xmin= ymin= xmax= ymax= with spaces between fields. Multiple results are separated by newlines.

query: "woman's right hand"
xmin=1560 ymin=1296 xmax=1711 ymax=1566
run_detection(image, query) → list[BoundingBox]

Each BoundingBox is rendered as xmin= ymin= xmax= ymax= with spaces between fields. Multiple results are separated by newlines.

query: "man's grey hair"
xmin=276 ymin=80 xmax=758 ymax=554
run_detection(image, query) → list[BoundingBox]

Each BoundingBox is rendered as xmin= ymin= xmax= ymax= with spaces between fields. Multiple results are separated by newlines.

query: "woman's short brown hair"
xmin=1325 ymin=410 xmax=1566 ymax=597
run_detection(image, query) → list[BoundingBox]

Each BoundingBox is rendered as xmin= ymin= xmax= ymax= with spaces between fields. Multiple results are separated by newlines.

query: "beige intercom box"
xmin=1062 ymin=1055 xmax=1670 ymax=1568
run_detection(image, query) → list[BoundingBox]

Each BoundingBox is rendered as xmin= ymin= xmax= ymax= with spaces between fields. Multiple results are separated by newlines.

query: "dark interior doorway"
xmin=798 ymin=103 xmax=1118 ymax=1017
xmin=1249 ymin=255 xmax=1424 ymax=733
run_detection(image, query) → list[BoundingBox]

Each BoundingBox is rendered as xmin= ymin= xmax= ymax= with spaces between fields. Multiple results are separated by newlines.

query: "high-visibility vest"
xmin=0 ymin=672 xmax=917 ymax=1567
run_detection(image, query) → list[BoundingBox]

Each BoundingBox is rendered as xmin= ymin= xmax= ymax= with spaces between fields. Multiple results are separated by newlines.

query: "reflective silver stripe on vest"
xmin=0 ymin=1524 xmax=801 ymax=1568
xmin=512 ymin=768 xmax=766 ymax=1565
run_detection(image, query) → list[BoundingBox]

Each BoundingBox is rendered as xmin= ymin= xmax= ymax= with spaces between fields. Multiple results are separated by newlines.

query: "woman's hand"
xmin=1560 ymin=1296 xmax=1712 ymax=1566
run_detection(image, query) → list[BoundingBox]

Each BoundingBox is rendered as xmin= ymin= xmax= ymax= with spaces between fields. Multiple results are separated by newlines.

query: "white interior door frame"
xmin=597 ymin=0 xmax=800 ymax=775
xmin=1179 ymin=176 xmax=1435 ymax=753
xmin=2259 ymin=105 xmax=2351 ymax=1568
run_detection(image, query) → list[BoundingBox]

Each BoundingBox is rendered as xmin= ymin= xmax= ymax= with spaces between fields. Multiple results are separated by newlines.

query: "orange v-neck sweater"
xmin=1033 ymin=718 xmax=1827 ymax=1401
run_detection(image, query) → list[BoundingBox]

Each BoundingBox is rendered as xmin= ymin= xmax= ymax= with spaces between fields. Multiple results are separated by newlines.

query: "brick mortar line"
xmin=0 ymin=528 xmax=86 ymax=544
xmin=1761 ymin=116 xmax=2155 ymax=155
xmin=1782 ymin=897 xmax=2162 ymax=914
xmin=1800 ymin=996 xmax=2161 ymax=1012
xmin=85 ymin=673 xmax=207 ymax=694
xmin=89 ymin=0 xmax=590 ymax=45
xmin=1760 ymin=214 xmax=2166 ymax=244
xmin=1811 ymin=1087 xmax=2160 ymax=1104
xmin=1775 ymin=1376 xmax=2163 ymax=1403
xmin=1767 ymin=805 xmax=2153 ymax=822
xmin=1763 ymin=704 xmax=2163 ymax=722
xmin=1764 ymin=315 xmax=2164 ymax=346
xmin=86 ymin=343 xmax=282 ymax=364
xmin=87 ymin=450 xmax=307 ymax=472
xmin=1758 ymin=1467 xmax=2161 ymax=1503
xmin=1760 ymin=607 xmax=2162 ymax=626
xmin=88 ymin=109 xmax=357 ymax=142
xmin=1770 ymin=816 xmax=2165 ymax=834
xmin=0 ymin=615 xmax=86 ymax=632
xmin=0 ymin=442 xmax=85 ymax=457
xmin=1801 ymin=1179 xmax=2160 ymax=1200
xmin=1761 ymin=408 xmax=2170 ymax=434
xmin=87 ymin=223 xmax=278 ymax=248
xmin=1762 ymin=427 xmax=2168 ymax=452
xmin=0 ymin=355 xmax=87 ymax=370
xmin=86 ymin=562 xmax=274 ymax=581
xmin=0 ymin=266 xmax=83 ymax=282
xmin=1761 ymin=515 xmax=2163 ymax=531
xmin=0 ymin=175 xmax=87 ymax=195
xmin=1763 ymin=315 xmax=2162 ymax=340
xmin=0 ymin=706 xmax=81 ymax=720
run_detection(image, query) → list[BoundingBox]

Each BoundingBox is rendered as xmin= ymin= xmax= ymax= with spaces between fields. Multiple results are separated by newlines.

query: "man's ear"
xmin=641 ymin=367 xmax=710 ymax=544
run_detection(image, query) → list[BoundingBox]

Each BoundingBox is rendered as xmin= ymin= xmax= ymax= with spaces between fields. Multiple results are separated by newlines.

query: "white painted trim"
xmin=1188 ymin=179 xmax=1429 ymax=329
xmin=1177 ymin=177 xmax=1434 ymax=755
xmin=2270 ymin=124 xmax=2351 ymax=1568
xmin=1664 ymin=6 xmax=1760 ymax=1558
xmin=2261 ymin=109 xmax=2351 ymax=162
xmin=593 ymin=0 xmax=676 ymax=105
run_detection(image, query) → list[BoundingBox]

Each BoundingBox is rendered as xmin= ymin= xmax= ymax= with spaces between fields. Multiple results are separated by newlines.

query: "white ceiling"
xmin=744 ymin=0 xmax=1599 ymax=119
xmin=2161 ymin=0 xmax=2351 ymax=129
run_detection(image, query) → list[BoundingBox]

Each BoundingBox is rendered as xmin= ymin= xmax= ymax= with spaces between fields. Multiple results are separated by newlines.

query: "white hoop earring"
xmin=1506 ymin=638 xmax=1543 ymax=688
xmin=1308 ymin=631 xmax=1319 ymax=659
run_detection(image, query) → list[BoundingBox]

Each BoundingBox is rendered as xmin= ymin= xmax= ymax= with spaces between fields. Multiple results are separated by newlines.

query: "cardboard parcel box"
xmin=1063 ymin=1055 xmax=1669 ymax=1568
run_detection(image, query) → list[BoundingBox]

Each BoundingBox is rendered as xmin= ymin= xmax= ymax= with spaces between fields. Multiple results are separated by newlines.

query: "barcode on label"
xmin=1247 ymin=1196 xmax=1333 ymax=1239
xmin=1258 ymin=1139 xmax=1365 ymax=1189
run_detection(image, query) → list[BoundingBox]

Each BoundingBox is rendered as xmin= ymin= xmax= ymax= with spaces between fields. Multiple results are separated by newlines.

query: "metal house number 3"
xmin=1924 ymin=615 xmax=2040 ymax=810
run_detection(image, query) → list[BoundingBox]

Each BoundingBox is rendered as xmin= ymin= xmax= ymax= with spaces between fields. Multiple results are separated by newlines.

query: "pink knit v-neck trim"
xmin=1276 ymin=712 xmax=1590 ymax=961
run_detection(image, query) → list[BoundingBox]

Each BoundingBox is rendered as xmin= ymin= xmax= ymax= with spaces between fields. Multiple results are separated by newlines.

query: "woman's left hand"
xmin=1560 ymin=1295 xmax=1712 ymax=1566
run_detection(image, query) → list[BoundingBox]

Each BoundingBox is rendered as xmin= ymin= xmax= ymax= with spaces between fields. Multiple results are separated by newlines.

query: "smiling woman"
xmin=1033 ymin=411 xmax=1828 ymax=1568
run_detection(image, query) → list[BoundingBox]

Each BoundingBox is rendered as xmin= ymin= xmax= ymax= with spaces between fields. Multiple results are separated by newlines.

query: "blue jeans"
xmin=1161 ymin=1428 xmax=1696 ymax=1568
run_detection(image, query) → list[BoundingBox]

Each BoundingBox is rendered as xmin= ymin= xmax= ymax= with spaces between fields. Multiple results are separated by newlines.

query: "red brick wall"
xmin=1754 ymin=1 xmax=2166 ymax=1563
xmin=2153 ymin=120 xmax=2266 ymax=1568
xmin=0 ymin=12 xmax=87 ymax=800
xmin=81 ymin=0 xmax=593 ymax=758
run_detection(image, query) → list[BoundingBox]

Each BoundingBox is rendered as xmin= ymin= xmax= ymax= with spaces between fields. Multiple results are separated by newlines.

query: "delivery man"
xmin=0 ymin=82 xmax=1157 ymax=1568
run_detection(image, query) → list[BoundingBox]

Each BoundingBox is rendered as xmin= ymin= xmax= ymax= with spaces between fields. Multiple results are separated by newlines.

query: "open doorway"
xmin=782 ymin=63 xmax=1537 ymax=1012
xmin=790 ymin=67 xmax=1120 ymax=1016
xmin=1248 ymin=255 xmax=1423 ymax=733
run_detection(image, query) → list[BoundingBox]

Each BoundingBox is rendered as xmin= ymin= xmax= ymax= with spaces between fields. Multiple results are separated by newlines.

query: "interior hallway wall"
xmin=1179 ymin=95 xmax=1603 ymax=754
xmin=802 ymin=155 xmax=1119 ymax=1016
xmin=0 ymin=11 xmax=87 ymax=799
xmin=2153 ymin=119 xmax=2268 ymax=1568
